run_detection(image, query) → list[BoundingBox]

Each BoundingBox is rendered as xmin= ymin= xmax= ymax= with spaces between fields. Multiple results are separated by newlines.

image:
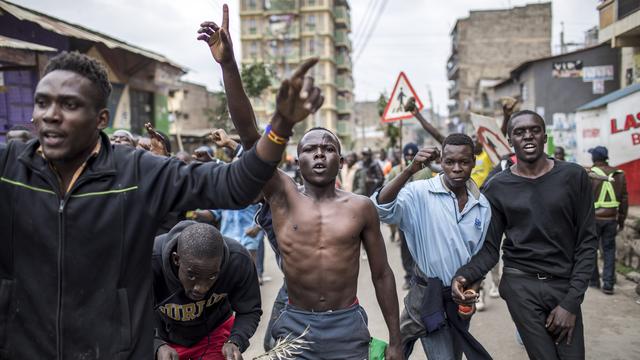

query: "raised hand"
xmin=144 ymin=123 xmax=169 ymax=156
xmin=197 ymin=4 xmax=234 ymax=65
xmin=501 ymin=96 xmax=519 ymax=117
xmin=404 ymin=97 xmax=418 ymax=114
xmin=210 ymin=129 xmax=236 ymax=150
xmin=273 ymin=58 xmax=324 ymax=132
xmin=408 ymin=147 xmax=439 ymax=174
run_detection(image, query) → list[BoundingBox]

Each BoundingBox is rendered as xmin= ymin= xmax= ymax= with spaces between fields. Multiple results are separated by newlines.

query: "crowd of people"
xmin=0 ymin=4 xmax=630 ymax=360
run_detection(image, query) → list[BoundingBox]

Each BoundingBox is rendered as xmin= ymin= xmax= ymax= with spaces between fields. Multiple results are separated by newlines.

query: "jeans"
xmin=257 ymin=235 xmax=265 ymax=276
xmin=419 ymin=324 xmax=465 ymax=360
xmin=590 ymin=220 xmax=617 ymax=289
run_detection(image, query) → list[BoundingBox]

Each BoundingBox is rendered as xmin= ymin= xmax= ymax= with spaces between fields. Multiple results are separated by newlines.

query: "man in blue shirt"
xmin=372 ymin=133 xmax=492 ymax=360
xmin=212 ymin=204 xmax=263 ymax=263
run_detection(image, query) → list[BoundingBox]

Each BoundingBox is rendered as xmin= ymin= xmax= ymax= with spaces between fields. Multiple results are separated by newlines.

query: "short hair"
xmin=44 ymin=51 xmax=112 ymax=110
xmin=442 ymin=133 xmax=474 ymax=154
xmin=300 ymin=126 xmax=342 ymax=154
xmin=176 ymin=223 xmax=224 ymax=260
xmin=507 ymin=110 xmax=545 ymax=136
xmin=9 ymin=125 xmax=31 ymax=132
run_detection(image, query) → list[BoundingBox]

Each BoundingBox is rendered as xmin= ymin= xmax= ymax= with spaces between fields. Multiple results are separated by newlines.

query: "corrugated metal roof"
xmin=0 ymin=34 xmax=56 ymax=52
xmin=576 ymin=83 xmax=640 ymax=111
xmin=0 ymin=0 xmax=186 ymax=71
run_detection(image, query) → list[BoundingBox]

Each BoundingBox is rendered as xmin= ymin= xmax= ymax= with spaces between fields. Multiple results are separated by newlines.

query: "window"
xmin=308 ymin=38 xmax=316 ymax=54
xmin=249 ymin=19 xmax=257 ymax=34
xmin=248 ymin=0 xmax=257 ymax=9
xmin=250 ymin=41 xmax=258 ymax=58
xmin=306 ymin=15 xmax=316 ymax=30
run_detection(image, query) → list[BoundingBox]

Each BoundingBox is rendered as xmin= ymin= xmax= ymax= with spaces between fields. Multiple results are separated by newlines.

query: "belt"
xmin=503 ymin=267 xmax=557 ymax=280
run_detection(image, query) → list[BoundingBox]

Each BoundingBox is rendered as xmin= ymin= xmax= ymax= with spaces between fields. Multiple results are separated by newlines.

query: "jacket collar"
xmin=18 ymin=131 xmax=117 ymax=181
xmin=427 ymin=174 xmax=482 ymax=201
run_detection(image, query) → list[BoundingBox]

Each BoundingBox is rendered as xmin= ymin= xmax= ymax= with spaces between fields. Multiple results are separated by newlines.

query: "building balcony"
xmin=265 ymin=22 xmax=300 ymax=39
xmin=265 ymin=0 xmax=299 ymax=13
xmin=336 ymin=96 xmax=353 ymax=114
xmin=598 ymin=0 xmax=640 ymax=47
xmin=448 ymin=82 xmax=460 ymax=99
xmin=446 ymin=55 xmax=459 ymax=80
xmin=334 ymin=5 xmax=351 ymax=29
xmin=336 ymin=74 xmax=354 ymax=92
xmin=300 ymin=1 xmax=332 ymax=12
xmin=336 ymin=119 xmax=350 ymax=136
xmin=336 ymin=52 xmax=352 ymax=70
xmin=334 ymin=29 xmax=351 ymax=49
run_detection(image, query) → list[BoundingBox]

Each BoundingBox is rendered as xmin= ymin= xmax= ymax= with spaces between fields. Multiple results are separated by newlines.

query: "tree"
xmin=204 ymin=82 xmax=231 ymax=132
xmin=241 ymin=62 xmax=273 ymax=98
xmin=377 ymin=92 xmax=400 ymax=148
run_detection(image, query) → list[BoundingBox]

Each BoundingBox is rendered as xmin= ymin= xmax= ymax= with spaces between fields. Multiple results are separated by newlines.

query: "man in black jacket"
xmin=0 ymin=24 xmax=323 ymax=359
xmin=452 ymin=110 xmax=597 ymax=359
xmin=153 ymin=221 xmax=260 ymax=360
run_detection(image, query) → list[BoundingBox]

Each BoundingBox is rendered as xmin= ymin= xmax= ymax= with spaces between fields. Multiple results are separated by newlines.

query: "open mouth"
xmin=312 ymin=163 xmax=327 ymax=173
xmin=522 ymin=143 xmax=537 ymax=153
xmin=42 ymin=130 xmax=65 ymax=147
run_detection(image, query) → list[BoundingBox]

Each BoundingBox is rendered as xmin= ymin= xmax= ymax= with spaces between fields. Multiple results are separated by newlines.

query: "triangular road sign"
xmin=381 ymin=72 xmax=424 ymax=123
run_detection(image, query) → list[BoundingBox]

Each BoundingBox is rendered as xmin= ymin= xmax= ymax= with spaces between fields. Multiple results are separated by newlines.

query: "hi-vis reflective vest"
xmin=592 ymin=166 xmax=622 ymax=209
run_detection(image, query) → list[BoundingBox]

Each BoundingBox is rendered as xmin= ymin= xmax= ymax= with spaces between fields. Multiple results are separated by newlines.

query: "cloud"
xmin=15 ymin=0 xmax=599 ymax=115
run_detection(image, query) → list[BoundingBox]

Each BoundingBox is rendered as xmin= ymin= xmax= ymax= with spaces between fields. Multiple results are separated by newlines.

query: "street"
xmin=245 ymin=225 xmax=640 ymax=360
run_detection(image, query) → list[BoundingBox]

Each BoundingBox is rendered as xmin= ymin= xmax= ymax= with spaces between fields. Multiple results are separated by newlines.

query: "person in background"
xmin=354 ymin=147 xmax=384 ymax=196
xmin=587 ymin=146 xmax=628 ymax=295
xmin=340 ymin=151 xmax=359 ymax=192
xmin=6 ymin=124 xmax=33 ymax=143
xmin=554 ymin=146 xmax=566 ymax=161
xmin=110 ymin=129 xmax=135 ymax=147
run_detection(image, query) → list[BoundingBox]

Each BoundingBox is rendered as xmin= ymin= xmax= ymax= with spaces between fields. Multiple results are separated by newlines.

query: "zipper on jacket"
xmin=56 ymin=198 xmax=65 ymax=359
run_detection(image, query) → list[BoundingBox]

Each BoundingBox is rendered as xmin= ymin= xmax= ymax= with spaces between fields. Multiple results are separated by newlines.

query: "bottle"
xmin=458 ymin=289 xmax=477 ymax=320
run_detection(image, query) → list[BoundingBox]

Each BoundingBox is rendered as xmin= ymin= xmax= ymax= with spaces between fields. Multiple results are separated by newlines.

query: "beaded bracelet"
xmin=265 ymin=124 xmax=289 ymax=145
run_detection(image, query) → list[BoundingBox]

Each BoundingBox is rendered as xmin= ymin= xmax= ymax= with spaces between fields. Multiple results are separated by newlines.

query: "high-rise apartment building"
xmin=239 ymin=0 xmax=354 ymax=144
xmin=447 ymin=3 xmax=551 ymax=123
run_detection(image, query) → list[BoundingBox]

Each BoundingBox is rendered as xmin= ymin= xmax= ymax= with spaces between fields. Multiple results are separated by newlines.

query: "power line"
xmin=352 ymin=0 xmax=381 ymax=49
xmin=353 ymin=0 xmax=389 ymax=64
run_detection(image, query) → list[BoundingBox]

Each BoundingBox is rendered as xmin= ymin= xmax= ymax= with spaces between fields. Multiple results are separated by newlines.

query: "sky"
xmin=13 ymin=0 xmax=600 ymax=115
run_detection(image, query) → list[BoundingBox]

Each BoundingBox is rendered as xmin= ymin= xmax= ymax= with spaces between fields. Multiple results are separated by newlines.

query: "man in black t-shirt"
xmin=452 ymin=110 xmax=597 ymax=359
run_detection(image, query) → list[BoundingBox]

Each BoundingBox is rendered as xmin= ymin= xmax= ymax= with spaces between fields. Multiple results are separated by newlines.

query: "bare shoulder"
xmin=339 ymin=190 xmax=376 ymax=213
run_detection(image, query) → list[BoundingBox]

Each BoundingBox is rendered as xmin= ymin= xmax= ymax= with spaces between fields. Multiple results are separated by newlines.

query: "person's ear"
xmin=507 ymin=136 xmax=513 ymax=148
xmin=339 ymin=155 xmax=344 ymax=169
xmin=97 ymin=108 xmax=109 ymax=131
xmin=172 ymin=251 xmax=180 ymax=267
xmin=543 ymin=133 xmax=548 ymax=144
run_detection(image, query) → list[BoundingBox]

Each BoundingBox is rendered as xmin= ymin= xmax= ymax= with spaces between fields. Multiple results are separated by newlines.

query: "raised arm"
xmin=404 ymin=97 xmax=445 ymax=144
xmin=500 ymin=97 xmax=518 ymax=136
xmin=361 ymin=200 xmax=401 ymax=360
xmin=259 ymin=59 xmax=325 ymax=199
xmin=198 ymin=4 xmax=261 ymax=149
xmin=377 ymin=147 xmax=439 ymax=204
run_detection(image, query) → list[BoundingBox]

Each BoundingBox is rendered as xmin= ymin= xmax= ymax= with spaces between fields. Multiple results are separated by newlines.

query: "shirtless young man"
xmin=262 ymin=128 xmax=402 ymax=359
